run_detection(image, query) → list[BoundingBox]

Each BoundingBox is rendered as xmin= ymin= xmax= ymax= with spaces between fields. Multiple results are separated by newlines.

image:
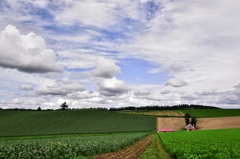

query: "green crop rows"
xmin=159 ymin=128 xmax=240 ymax=159
xmin=0 ymin=133 xmax=148 ymax=158
xmin=181 ymin=109 xmax=240 ymax=117
xmin=0 ymin=110 xmax=156 ymax=136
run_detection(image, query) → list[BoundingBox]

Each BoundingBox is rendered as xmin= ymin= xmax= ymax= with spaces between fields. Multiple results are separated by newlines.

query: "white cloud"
xmin=36 ymin=78 xmax=85 ymax=96
xmin=84 ymin=56 xmax=121 ymax=78
xmin=0 ymin=25 xmax=64 ymax=73
xmin=134 ymin=90 xmax=151 ymax=97
xmin=95 ymin=77 xmax=129 ymax=96
xmin=161 ymin=90 xmax=171 ymax=94
xmin=18 ymin=84 xmax=33 ymax=91
xmin=165 ymin=78 xmax=187 ymax=87
xmin=55 ymin=0 xmax=117 ymax=27
xmin=147 ymin=68 xmax=162 ymax=74
xmin=57 ymin=49 xmax=98 ymax=69
xmin=170 ymin=63 xmax=184 ymax=71
xmin=67 ymin=91 xmax=98 ymax=99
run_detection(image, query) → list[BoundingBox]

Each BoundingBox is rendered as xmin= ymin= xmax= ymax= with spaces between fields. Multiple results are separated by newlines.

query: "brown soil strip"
xmin=197 ymin=116 xmax=240 ymax=130
xmin=157 ymin=117 xmax=185 ymax=131
xmin=142 ymin=111 xmax=184 ymax=117
xmin=157 ymin=116 xmax=240 ymax=131
xmin=124 ymin=111 xmax=184 ymax=117
xmin=90 ymin=135 xmax=153 ymax=159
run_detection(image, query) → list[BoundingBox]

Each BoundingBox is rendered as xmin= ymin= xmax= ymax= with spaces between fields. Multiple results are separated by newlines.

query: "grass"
xmin=181 ymin=109 xmax=240 ymax=117
xmin=0 ymin=109 xmax=156 ymax=137
xmin=139 ymin=133 xmax=171 ymax=159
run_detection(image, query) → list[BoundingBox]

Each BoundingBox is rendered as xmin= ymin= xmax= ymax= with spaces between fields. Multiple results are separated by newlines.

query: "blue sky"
xmin=0 ymin=0 xmax=240 ymax=109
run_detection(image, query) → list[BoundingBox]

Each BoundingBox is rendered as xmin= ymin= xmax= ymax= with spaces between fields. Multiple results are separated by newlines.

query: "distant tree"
xmin=37 ymin=106 xmax=41 ymax=111
xmin=60 ymin=102 xmax=68 ymax=110
xmin=184 ymin=113 xmax=191 ymax=126
xmin=191 ymin=117 xmax=197 ymax=128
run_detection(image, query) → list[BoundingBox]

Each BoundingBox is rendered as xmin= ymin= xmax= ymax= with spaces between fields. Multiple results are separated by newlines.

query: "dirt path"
xmin=157 ymin=116 xmax=240 ymax=130
xmin=90 ymin=135 xmax=153 ymax=159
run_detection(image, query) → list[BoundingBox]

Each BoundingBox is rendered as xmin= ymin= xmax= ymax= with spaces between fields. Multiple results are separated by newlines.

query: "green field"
xmin=0 ymin=132 xmax=148 ymax=158
xmin=1 ymin=108 xmax=240 ymax=158
xmin=0 ymin=109 xmax=156 ymax=137
xmin=159 ymin=128 xmax=240 ymax=159
xmin=181 ymin=109 xmax=240 ymax=117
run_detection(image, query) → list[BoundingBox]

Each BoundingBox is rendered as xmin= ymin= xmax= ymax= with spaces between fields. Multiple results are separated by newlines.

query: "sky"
xmin=0 ymin=0 xmax=240 ymax=109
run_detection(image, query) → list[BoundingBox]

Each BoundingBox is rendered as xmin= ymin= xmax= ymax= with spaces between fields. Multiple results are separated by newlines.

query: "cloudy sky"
xmin=0 ymin=0 xmax=240 ymax=109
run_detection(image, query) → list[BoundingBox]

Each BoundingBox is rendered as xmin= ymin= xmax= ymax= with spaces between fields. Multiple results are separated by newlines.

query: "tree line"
xmin=0 ymin=103 xmax=220 ymax=111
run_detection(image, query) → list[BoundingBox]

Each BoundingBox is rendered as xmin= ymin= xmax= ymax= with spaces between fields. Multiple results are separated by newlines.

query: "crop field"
xmin=0 ymin=133 xmax=148 ymax=158
xmin=0 ymin=110 xmax=156 ymax=136
xmin=159 ymin=128 xmax=240 ymax=159
xmin=123 ymin=110 xmax=184 ymax=117
xmin=181 ymin=109 xmax=240 ymax=117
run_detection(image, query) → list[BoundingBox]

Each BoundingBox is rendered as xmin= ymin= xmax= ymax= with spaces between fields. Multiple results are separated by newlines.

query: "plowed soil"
xmin=90 ymin=135 xmax=153 ymax=159
xmin=124 ymin=111 xmax=184 ymax=117
xmin=157 ymin=116 xmax=240 ymax=131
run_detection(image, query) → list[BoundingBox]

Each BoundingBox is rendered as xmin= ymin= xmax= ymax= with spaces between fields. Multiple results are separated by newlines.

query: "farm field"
xmin=0 ymin=108 xmax=240 ymax=158
xmin=123 ymin=110 xmax=184 ymax=117
xmin=159 ymin=128 xmax=240 ymax=159
xmin=181 ymin=109 xmax=240 ymax=117
xmin=157 ymin=116 xmax=240 ymax=131
xmin=91 ymin=134 xmax=153 ymax=159
xmin=0 ymin=132 xmax=148 ymax=158
xmin=0 ymin=109 xmax=156 ymax=137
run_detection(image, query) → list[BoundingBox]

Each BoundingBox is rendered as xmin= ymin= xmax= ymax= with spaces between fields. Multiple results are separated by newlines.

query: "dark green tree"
xmin=60 ymin=102 xmax=68 ymax=110
xmin=184 ymin=113 xmax=191 ymax=126
xmin=191 ymin=117 xmax=197 ymax=128
xmin=37 ymin=106 xmax=41 ymax=111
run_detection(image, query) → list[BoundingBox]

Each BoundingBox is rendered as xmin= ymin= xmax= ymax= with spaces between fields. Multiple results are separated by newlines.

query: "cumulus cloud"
xmin=161 ymin=90 xmax=171 ymax=94
xmin=134 ymin=90 xmax=151 ymax=97
xmin=67 ymin=91 xmax=98 ymax=99
xmin=84 ymin=56 xmax=121 ymax=78
xmin=181 ymin=93 xmax=199 ymax=101
xmin=95 ymin=77 xmax=129 ymax=96
xmin=36 ymin=79 xmax=85 ymax=96
xmin=201 ymin=91 xmax=215 ymax=96
xmin=170 ymin=63 xmax=184 ymax=71
xmin=165 ymin=78 xmax=187 ymax=87
xmin=0 ymin=25 xmax=63 ymax=73
xmin=18 ymin=84 xmax=33 ymax=91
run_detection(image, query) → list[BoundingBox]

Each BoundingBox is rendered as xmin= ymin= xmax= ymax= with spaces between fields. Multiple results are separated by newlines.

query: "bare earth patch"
xmin=197 ymin=116 xmax=240 ymax=130
xmin=143 ymin=111 xmax=184 ymax=117
xmin=157 ymin=118 xmax=185 ymax=131
xmin=90 ymin=135 xmax=153 ymax=159
xmin=124 ymin=110 xmax=184 ymax=117
xmin=157 ymin=116 xmax=240 ymax=131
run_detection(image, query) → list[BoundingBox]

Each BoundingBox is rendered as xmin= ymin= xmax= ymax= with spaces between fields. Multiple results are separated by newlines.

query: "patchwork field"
xmin=0 ymin=108 xmax=240 ymax=158
xmin=157 ymin=116 xmax=240 ymax=131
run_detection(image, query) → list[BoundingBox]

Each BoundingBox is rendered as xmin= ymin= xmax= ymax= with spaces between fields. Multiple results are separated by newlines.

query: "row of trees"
xmin=184 ymin=113 xmax=197 ymax=127
xmin=109 ymin=104 xmax=219 ymax=111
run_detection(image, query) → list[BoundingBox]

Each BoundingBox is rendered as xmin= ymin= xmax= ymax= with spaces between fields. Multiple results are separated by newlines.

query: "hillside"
xmin=181 ymin=109 xmax=240 ymax=117
xmin=0 ymin=109 xmax=156 ymax=137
